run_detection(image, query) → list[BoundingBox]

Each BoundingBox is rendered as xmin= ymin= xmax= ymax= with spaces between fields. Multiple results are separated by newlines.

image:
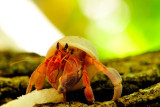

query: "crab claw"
xmin=26 ymin=62 xmax=46 ymax=94
xmin=85 ymin=55 xmax=122 ymax=101
xmin=58 ymin=86 xmax=66 ymax=94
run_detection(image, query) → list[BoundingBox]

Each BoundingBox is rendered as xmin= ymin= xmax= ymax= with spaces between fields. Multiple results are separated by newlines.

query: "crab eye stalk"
xmin=56 ymin=42 xmax=60 ymax=50
xmin=64 ymin=43 xmax=68 ymax=50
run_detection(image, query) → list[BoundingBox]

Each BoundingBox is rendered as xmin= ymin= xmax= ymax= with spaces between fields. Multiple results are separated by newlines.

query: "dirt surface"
xmin=0 ymin=51 xmax=160 ymax=106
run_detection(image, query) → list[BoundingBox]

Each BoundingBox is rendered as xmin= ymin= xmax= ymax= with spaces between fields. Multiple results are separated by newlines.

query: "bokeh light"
xmin=0 ymin=0 xmax=160 ymax=59
xmin=0 ymin=0 xmax=63 ymax=55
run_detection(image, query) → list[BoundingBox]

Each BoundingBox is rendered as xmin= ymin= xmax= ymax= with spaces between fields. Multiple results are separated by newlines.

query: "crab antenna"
xmin=10 ymin=57 xmax=46 ymax=66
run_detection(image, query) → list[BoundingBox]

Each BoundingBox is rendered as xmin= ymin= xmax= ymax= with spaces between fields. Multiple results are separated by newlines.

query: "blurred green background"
xmin=33 ymin=0 xmax=160 ymax=59
xmin=1 ymin=0 xmax=160 ymax=60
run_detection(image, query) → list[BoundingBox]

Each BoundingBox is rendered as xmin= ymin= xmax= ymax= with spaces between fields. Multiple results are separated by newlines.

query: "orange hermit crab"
xmin=26 ymin=36 xmax=122 ymax=103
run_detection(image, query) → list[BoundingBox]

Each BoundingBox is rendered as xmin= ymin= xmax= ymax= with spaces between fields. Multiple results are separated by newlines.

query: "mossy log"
xmin=0 ymin=51 xmax=160 ymax=106
xmin=117 ymin=82 xmax=160 ymax=107
xmin=35 ymin=82 xmax=160 ymax=107
xmin=0 ymin=51 xmax=42 ymax=76
xmin=0 ymin=76 xmax=29 ymax=104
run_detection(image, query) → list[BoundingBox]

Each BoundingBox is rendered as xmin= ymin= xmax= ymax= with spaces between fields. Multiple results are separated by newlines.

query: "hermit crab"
xmin=26 ymin=36 xmax=122 ymax=103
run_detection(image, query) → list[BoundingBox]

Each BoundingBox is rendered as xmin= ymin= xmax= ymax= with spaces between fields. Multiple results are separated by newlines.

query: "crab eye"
xmin=64 ymin=43 xmax=68 ymax=50
xmin=56 ymin=42 xmax=59 ymax=50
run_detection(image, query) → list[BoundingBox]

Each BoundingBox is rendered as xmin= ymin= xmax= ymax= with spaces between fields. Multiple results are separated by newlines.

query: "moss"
xmin=0 ymin=76 xmax=29 ymax=104
xmin=117 ymin=82 xmax=160 ymax=106
xmin=0 ymin=51 xmax=43 ymax=76
xmin=1 ymin=51 xmax=160 ymax=106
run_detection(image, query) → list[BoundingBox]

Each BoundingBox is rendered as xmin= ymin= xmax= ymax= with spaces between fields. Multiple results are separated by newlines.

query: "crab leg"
xmin=85 ymin=55 xmax=122 ymax=101
xmin=46 ymin=60 xmax=58 ymax=89
xmin=82 ymin=65 xmax=95 ymax=103
xmin=26 ymin=62 xmax=47 ymax=94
